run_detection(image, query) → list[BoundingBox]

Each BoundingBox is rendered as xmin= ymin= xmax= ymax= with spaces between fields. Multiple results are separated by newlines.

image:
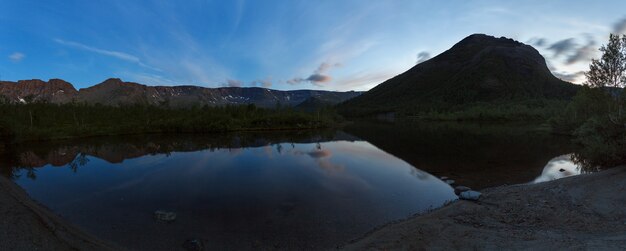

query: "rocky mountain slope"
xmin=339 ymin=34 xmax=579 ymax=115
xmin=0 ymin=79 xmax=78 ymax=103
xmin=0 ymin=78 xmax=361 ymax=108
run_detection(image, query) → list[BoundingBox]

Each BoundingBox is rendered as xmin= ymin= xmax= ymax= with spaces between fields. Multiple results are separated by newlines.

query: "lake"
xmin=0 ymin=121 xmax=580 ymax=250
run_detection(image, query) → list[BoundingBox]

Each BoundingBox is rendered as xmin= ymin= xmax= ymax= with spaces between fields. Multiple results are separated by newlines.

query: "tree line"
xmin=551 ymin=34 xmax=626 ymax=169
xmin=0 ymin=102 xmax=341 ymax=142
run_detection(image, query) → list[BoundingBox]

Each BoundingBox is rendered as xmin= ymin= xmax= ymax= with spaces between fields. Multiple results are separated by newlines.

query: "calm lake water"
xmin=0 ymin=122 xmax=580 ymax=250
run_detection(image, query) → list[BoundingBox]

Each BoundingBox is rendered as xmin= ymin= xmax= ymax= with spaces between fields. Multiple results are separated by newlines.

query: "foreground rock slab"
xmin=0 ymin=176 xmax=120 ymax=250
xmin=345 ymin=166 xmax=626 ymax=250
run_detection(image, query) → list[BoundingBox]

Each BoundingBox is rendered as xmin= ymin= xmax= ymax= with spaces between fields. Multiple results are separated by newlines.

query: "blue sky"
xmin=1 ymin=0 xmax=626 ymax=91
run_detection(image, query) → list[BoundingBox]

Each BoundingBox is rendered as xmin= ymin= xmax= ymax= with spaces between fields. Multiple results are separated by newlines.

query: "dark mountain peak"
xmin=47 ymin=79 xmax=77 ymax=91
xmin=103 ymin=78 xmax=123 ymax=84
xmin=340 ymin=34 xmax=578 ymax=115
xmin=16 ymin=79 xmax=45 ymax=85
xmin=13 ymin=79 xmax=77 ymax=93
xmin=96 ymin=78 xmax=143 ymax=88
xmin=454 ymin=34 xmax=524 ymax=48
xmin=441 ymin=34 xmax=539 ymax=62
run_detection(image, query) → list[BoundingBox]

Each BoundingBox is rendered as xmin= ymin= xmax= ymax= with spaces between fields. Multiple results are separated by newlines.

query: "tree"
xmin=586 ymin=34 xmax=626 ymax=89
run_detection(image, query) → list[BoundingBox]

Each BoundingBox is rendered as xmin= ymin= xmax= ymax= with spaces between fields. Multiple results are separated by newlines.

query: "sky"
xmin=1 ymin=0 xmax=626 ymax=91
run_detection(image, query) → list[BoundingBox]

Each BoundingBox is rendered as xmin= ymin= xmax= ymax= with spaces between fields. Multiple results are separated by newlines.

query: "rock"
xmin=154 ymin=210 xmax=177 ymax=222
xmin=445 ymin=179 xmax=455 ymax=185
xmin=454 ymin=186 xmax=471 ymax=195
xmin=0 ymin=79 xmax=78 ymax=103
xmin=459 ymin=190 xmax=482 ymax=201
xmin=182 ymin=239 xmax=205 ymax=251
xmin=559 ymin=168 xmax=565 ymax=172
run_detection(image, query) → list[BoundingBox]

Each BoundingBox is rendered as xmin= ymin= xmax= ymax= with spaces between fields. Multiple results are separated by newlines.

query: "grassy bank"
xmin=0 ymin=102 xmax=341 ymax=142
xmin=339 ymin=99 xmax=569 ymax=122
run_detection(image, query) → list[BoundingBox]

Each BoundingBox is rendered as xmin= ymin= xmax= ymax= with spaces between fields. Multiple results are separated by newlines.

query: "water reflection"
xmin=2 ymin=132 xmax=457 ymax=250
xmin=0 ymin=123 xmax=581 ymax=250
xmin=533 ymin=154 xmax=581 ymax=183
xmin=344 ymin=121 xmax=579 ymax=189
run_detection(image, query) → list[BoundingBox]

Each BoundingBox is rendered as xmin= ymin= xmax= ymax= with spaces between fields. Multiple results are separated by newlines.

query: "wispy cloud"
xmin=553 ymin=71 xmax=586 ymax=83
xmin=287 ymin=62 xmax=340 ymax=86
xmin=54 ymin=38 xmax=160 ymax=71
xmin=547 ymin=38 xmax=577 ymax=58
xmin=527 ymin=37 xmax=548 ymax=47
xmin=8 ymin=52 xmax=25 ymax=62
xmin=251 ymin=78 xmax=272 ymax=88
xmin=335 ymin=70 xmax=396 ymax=91
xmin=221 ymin=78 xmax=273 ymax=88
xmin=566 ymin=38 xmax=597 ymax=65
xmin=416 ymin=51 xmax=431 ymax=64
xmin=226 ymin=79 xmax=243 ymax=87
xmin=613 ymin=17 xmax=626 ymax=35
xmin=119 ymin=71 xmax=179 ymax=86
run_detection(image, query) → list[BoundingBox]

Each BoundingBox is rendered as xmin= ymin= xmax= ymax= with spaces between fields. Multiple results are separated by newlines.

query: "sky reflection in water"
xmin=13 ymin=140 xmax=457 ymax=250
xmin=533 ymin=154 xmax=581 ymax=183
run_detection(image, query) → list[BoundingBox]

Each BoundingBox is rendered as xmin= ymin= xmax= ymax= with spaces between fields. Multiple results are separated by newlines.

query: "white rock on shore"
xmin=458 ymin=190 xmax=481 ymax=201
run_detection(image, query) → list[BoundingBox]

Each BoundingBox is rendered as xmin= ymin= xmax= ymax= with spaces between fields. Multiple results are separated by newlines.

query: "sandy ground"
xmin=0 ymin=175 xmax=120 ymax=251
xmin=345 ymin=166 xmax=626 ymax=250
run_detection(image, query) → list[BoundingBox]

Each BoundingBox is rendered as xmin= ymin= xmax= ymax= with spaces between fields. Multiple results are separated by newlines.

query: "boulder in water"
xmin=154 ymin=210 xmax=177 ymax=222
xmin=454 ymin=186 xmax=471 ymax=195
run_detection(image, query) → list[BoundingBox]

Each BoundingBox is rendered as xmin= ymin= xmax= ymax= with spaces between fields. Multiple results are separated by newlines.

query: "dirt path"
xmin=0 ymin=175 xmax=120 ymax=251
xmin=345 ymin=166 xmax=626 ymax=250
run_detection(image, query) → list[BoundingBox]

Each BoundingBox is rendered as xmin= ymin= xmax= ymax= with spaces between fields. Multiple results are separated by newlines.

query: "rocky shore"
xmin=344 ymin=166 xmax=626 ymax=250
xmin=0 ymin=175 xmax=119 ymax=250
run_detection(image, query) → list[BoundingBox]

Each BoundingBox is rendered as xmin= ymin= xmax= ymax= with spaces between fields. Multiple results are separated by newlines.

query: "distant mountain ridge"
xmin=340 ymin=34 xmax=579 ymax=115
xmin=0 ymin=78 xmax=362 ymax=108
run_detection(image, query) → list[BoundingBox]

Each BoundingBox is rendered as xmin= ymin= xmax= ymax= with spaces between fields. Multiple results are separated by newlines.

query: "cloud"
xmin=8 ymin=52 xmax=25 ymax=62
xmin=226 ymin=79 xmax=243 ymax=87
xmin=315 ymin=62 xmax=341 ymax=73
xmin=335 ymin=70 xmax=396 ymax=91
xmin=416 ymin=51 xmax=431 ymax=64
xmin=251 ymin=78 xmax=272 ymax=88
xmin=527 ymin=37 xmax=548 ymax=47
xmin=306 ymin=73 xmax=331 ymax=83
xmin=307 ymin=149 xmax=332 ymax=158
xmin=547 ymin=38 xmax=576 ymax=58
xmin=553 ymin=71 xmax=586 ymax=83
xmin=54 ymin=38 xmax=160 ymax=71
xmin=566 ymin=39 xmax=597 ymax=65
xmin=287 ymin=62 xmax=339 ymax=86
xmin=120 ymin=71 xmax=179 ymax=86
xmin=613 ymin=18 xmax=626 ymax=35
xmin=287 ymin=77 xmax=305 ymax=85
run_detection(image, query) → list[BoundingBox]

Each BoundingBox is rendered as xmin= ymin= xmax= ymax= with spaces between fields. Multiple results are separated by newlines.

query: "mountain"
xmin=339 ymin=34 xmax=579 ymax=116
xmin=0 ymin=78 xmax=362 ymax=108
xmin=294 ymin=96 xmax=334 ymax=112
xmin=0 ymin=79 xmax=78 ymax=103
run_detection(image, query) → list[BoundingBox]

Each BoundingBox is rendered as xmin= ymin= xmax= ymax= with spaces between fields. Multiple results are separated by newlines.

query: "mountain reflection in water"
xmin=0 ymin=122 xmax=580 ymax=250
xmin=2 ymin=131 xmax=457 ymax=250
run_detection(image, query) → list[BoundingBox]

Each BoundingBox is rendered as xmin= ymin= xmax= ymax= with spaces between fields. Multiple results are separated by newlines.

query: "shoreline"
xmin=344 ymin=166 xmax=626 ymax=250
xmin=0 ymin=175 xmax=120 ymax=250
xmin=3 ymin=123 xmax=345 ymax=144
xmin=2 ymin=165 xmax=624 ymax=250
